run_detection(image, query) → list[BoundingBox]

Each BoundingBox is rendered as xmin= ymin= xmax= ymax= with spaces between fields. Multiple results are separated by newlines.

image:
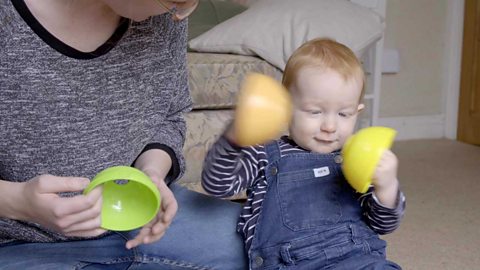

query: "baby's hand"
xmin=225 ymin=123 xmax=239 ymax=145
xmin=372 ymin=149 xmax=398 ymax=190
xmin=371 ymin=150 xmax=400 ymax=208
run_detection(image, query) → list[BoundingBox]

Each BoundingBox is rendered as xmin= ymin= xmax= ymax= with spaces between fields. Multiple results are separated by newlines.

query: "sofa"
xmin=176 ymin=0 xmax=387 ymax=198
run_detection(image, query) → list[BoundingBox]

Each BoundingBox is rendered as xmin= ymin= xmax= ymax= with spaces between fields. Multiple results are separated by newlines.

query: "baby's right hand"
xmin=16 ymin=174 xmax=105 ymax=237
xmin=224 ymin=123 xmax=240 ymax=145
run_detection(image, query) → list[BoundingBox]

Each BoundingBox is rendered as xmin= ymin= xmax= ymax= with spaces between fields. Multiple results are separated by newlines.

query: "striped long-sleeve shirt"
xmin=202 ymin=135 xmax=406 ymax=251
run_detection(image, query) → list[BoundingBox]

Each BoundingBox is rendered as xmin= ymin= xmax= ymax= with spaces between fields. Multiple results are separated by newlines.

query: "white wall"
xmin=382 ymin=0 xmax=447 ymax=117
xmin=377 ymin=0 xmax=463 ymax=140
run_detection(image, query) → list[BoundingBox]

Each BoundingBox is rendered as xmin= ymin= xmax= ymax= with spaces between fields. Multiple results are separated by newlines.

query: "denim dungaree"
xmin=248 ymin=141 xmax=401 ymax=269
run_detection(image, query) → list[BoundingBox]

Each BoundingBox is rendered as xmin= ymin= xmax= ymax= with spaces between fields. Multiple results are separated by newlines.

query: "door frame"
xmin=444 ymin=0 xmax=465 ymax=139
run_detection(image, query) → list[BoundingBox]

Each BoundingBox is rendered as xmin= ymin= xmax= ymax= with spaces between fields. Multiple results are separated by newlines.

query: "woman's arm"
xmin=149 ymin=19 xmax=192 ymax=185
xmin=0 ymin=180 xmax=22 ymax=220
xmin=0 ymin=177 xmax=104 ymax=237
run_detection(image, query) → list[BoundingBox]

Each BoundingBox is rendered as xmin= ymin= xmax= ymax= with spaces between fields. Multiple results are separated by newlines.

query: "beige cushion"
xmin=188 ymin=0 xmax=385 ymax=71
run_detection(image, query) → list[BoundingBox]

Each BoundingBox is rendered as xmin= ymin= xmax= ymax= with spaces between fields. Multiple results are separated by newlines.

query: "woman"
xmin=0 ymin=0 xmax=246 ymax=269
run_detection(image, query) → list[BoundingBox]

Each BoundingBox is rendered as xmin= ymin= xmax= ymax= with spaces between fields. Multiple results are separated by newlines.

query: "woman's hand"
xmin=126 ymin=148 xmax=178 ymax=249
xmin=125 ymin=176 xmax=178 ymax=249
xmin=13 ymin=174 xmax=105 ymax=237
xmin=372 ymin=149 xmax=400 ymax=208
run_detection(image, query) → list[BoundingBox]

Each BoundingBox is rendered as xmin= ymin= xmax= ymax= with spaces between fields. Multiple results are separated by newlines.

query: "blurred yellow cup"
xmin=341 ymin=126 xmax=397 ymax=193
xmin=234 ymin=73 xmax=292 ymax=146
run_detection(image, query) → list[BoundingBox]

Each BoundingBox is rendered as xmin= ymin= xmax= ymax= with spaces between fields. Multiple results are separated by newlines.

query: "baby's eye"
xmin=310 ymin=110 xmax=322 ymax=115
xmin=339 ymin=112 xmax=351 ymax=117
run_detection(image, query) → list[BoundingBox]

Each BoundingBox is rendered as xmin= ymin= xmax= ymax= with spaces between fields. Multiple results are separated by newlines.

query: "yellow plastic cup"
xmin=234 ymin=73 xmax=292 ymax=146
xmin=83 ymin=166 xmax=161 ymax=231
xmin=341 ymin=126 xmax=397 ymax=193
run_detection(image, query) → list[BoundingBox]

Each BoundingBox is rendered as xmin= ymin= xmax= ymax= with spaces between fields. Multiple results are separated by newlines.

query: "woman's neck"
xmin=24 ymin=0 xmax=122 ymax=52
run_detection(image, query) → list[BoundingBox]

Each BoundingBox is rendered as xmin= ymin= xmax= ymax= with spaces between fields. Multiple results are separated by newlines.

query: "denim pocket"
xmin=277 ymin=168 xmax=342 ymax=231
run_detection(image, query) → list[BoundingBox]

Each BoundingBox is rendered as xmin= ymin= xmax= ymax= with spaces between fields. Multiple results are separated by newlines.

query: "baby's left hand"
xmin=372 ymin=149 xmax=398 ymax=190
xmin=371 ymin=149 xmax=399 ymax=208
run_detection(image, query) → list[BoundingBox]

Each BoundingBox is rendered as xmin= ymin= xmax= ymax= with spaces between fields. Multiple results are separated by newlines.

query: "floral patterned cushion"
xmin=180 ymin=52 xmax=281 ymax=199
xmin=181 ymin=110 xmax=233 ymax=184
xmin=180 ymin=110 xmax=247 ymax=199
xmin=187 ymin=52 xmax=282 ymax=109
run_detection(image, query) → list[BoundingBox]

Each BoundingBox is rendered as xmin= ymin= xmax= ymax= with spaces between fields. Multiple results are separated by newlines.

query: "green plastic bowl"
xmin=341 ymin=126 xmax=397 ymax=193
xmin=83 ymin=166 xmax=161 ymax=231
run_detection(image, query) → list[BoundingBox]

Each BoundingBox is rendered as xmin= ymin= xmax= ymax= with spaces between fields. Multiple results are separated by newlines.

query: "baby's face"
xmin=289 ymin=67 xmax=364 ymax=154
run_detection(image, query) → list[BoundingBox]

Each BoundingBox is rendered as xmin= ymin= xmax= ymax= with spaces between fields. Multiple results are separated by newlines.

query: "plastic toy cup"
xmin=83 ymin=166 xmax=161 ymax=231
xmin=341 ymin=126 xmax=397 ymax=193
xmin=235 ymin=73 xmax=292 ymax=146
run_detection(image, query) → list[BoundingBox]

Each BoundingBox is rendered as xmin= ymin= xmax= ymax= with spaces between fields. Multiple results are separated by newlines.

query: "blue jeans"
xmin=0 ymin=184 xmax=247 ymax=270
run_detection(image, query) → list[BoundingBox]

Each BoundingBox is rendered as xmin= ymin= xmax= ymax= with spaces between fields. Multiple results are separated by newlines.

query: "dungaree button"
xmin=334 ymin=155 xmax=343 ymax=164
xmin=270 ymin=167 xmax=278 ymax=175
xmin=254 ymin=256 xmax=264 ymax=267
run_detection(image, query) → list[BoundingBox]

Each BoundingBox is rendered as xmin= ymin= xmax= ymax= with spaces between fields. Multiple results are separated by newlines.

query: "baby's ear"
xmin=357 ymin=103 xmax=365 ymax=112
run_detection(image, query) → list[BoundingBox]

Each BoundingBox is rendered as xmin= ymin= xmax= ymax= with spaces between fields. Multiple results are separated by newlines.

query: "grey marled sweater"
xmin=0 ymin=1 xmax=192 ymax=244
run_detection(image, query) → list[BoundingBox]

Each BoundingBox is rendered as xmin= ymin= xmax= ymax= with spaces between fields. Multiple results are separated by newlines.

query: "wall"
xmin=382 ymin=0 xmax=447 ymax=117
xmin=236 ymin=0 xmax=460 ymax=140
xmin=378 ymin=0 xmax=456 ymax=140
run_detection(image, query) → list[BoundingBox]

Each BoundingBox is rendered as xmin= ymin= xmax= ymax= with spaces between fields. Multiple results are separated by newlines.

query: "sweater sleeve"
xmin=359 ymin=187 xmax=406 ymax=234
xmin=201 ymin=135 xmax=265 ymax=198
xmin=149 ymin=18 xmax=192 ymax=184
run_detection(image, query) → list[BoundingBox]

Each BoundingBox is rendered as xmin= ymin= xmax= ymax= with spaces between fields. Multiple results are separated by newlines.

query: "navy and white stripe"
xmin=202 ymin=135 xmax=406 ymax=251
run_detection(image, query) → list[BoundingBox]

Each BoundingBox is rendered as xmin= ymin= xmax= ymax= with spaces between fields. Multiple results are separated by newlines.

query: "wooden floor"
xmin=382 ymin=139 xmax=480 ymax=269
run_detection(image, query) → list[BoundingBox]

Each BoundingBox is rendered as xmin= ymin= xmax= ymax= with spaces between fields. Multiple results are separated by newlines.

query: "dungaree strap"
xmin=264 ymin=140 xmax=281 ymax=164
